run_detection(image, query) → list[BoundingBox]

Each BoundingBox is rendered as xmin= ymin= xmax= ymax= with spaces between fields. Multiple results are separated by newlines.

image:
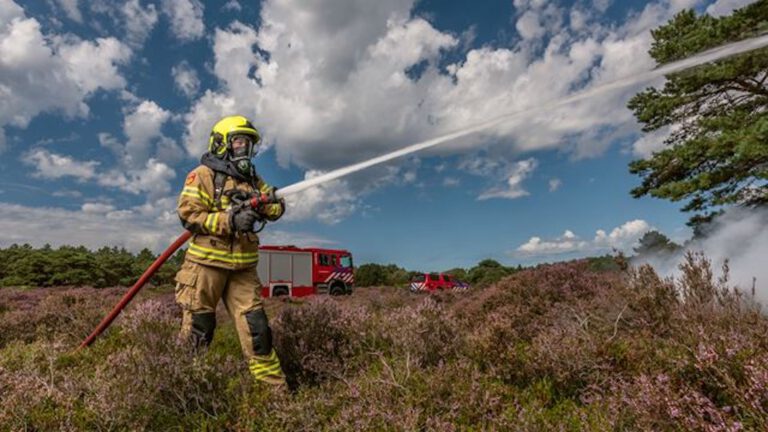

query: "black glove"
xmin=231 ymin=208 xmax=260 ymax=232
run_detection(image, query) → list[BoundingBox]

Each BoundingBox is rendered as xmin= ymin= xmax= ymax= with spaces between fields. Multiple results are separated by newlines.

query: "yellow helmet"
xmin=208 ymin=115 xmax=261 ymax=158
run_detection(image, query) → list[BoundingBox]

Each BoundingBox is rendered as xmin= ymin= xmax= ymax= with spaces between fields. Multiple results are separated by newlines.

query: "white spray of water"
xmin=277 ymin=33 xmax=768 ymax=197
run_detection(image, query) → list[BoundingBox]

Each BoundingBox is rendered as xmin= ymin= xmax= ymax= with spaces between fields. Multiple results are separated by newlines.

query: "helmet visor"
xmin=229 ymin=134 xmax=258 ymax=160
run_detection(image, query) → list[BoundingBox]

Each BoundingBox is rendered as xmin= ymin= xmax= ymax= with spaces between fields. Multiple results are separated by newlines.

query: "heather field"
xmin=1 ymin=254 xmax=766 ymax=431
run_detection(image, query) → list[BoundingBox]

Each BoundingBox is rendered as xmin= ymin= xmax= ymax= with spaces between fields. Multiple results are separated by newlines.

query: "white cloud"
xmin=97 ymin=98 xmax=181 ymax=174
xmin=161 ymin=0 xmax=204 ymax=42
xmin=81 ymin=202 xmax=115 ymax=213
xmin=549 ymin=178 xmax=562 ymax=192
xmin=22 ymin=149 xmax=98 ymax=180
xmin=122 ymin=0 xmax=159 ymax=47
xmin=222 ymin=0 xmax=241 ymax=12
xmin=55 ymin=36 xmax=132 ymax=93
xmin=98 ymin=132 xmax=122 ymax=154
xmin=88 ymin=0 xmax=159 ymax=48
xmin=282 ymin=170 xmax=360 ymax=225
xmin=55 ymin=0 xmax=82 ymax=23
xmin=517 ymin=230 xmax=589 ymax=255
xmin=516 ymin=10 xmax=545 ymax=40
xmin=52 ymin=189 xmax=82 ymax=198
xmin=0 ymin=3 xmax=131 ymax=152
xmin=123 ymin=100 xmax=173 ymax=167
xmin=631 ymin=125 xmax=671 ymax=157
xmin=175 ymin=0 xmax=716 ymax=224
xmin=569 ymin=9 xmax=589 ymax=31
xmin=21 ymin=148 xmax=176 ymax=200
xmin=705 ymin=0 xmax=755 ymax=17
xmin=459 ymin=156 xmax=537 ymax=200
xmin=0 ymin=202 xmax=179 ymax=252
xmin=259 ymin=229 xmax=337 ymax=248
xmin=594 ymin=219 xmax=652 ymax=249
xmin=98 ymin=158 xmax=177 ymax=200
xmin=593 ymin=0 xmax=613 ymax=13
xmin=171 ymin=61 xmax=201 ymax=98
xmin=183 ymin=1 xmax=456 ymax=168
xmin=514 ymin=219 xmax=653 ymax=257
xmin=184 ymin=0 xmax=689 ymax=170
xmin=443 ymin=177 xmax=460 ymax=187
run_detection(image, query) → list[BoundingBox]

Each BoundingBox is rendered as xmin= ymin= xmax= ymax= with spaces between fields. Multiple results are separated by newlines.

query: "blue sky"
xmin=0 ymin=0 xmax=755 ymax=272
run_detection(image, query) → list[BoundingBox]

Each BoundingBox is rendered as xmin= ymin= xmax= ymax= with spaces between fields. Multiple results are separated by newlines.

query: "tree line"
xmin=354 ymin=259 xmax=525 ymax=288
xmin=0 ymin=243 xmax=527 ymax=289
xmin=0 ymin=244 xmax=184 ymax=288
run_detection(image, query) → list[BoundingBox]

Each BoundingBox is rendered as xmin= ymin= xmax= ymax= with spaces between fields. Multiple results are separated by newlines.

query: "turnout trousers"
xmin=174 ymin=260 xmax=285 ymax=385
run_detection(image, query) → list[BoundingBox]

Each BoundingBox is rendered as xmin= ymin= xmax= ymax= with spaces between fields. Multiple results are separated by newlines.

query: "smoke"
xmin=634 ymin=207 xmax=768 ymax=305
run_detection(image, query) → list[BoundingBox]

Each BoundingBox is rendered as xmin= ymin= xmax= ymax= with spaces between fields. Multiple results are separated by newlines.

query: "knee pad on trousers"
xmin=191 ymin=312 xmax=216 ymax=347
xmin=245 ymin=309 xmax=272 ymax=356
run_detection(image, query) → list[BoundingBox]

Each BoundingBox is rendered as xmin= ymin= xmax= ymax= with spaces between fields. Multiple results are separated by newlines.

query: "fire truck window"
xmin=411 ymin=274 xmax=425 ymax=282
xmin=340 ymin=255 xmax=352 ymax=268
xmin=319 ymin=254 xmax=329 ymax=266
xmin=428 ymin=273 xmax=439 ymax=281
xmin=443 ymin=275 xmax=451 ymax=282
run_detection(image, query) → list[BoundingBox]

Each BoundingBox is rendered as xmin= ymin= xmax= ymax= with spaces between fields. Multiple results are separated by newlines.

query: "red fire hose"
xmin=78 ymin=231 xmax=193 ymax=349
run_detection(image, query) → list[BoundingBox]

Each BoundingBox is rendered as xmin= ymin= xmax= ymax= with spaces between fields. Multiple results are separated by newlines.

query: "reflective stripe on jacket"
xmin=177 ymin=165 xmax=284 ymax=270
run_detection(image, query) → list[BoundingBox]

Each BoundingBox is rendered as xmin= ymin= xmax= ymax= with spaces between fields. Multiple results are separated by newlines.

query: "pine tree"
xmin=628 ymin=2 xmax=768 ymax=229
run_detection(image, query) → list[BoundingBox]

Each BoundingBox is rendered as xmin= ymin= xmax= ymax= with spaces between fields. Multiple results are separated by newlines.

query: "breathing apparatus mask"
xmin=228 ymin=134 xmax=259 ymax=175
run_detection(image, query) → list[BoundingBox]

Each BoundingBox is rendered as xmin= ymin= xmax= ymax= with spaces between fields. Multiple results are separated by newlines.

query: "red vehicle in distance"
xmin=409 ymin=272 xmax=470 ymax=293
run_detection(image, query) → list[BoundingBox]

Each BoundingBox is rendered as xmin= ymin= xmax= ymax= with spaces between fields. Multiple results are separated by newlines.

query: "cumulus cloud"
xmin=89 ymin=0 xmax=159 ymax=48
xmin=282 ymin=170 xmax=360 ymax=225
xmin=516 ymin=10 xmax=545 ymax=40
xmin=178 ymin=0 xmax=699 ymax=226
xmin=515 ymin=219 xmax=653 ymax=257
xmin=161 ymin=0 xmax=204 ymax=42
xmin=183 ymin=0 xmax=456 ymax=168
xmin=594 ymin=219 xmax=652 ymax=249
xmin=99 ymin=159 xmax=177 ymax=200
xmin=517 ymin=230 xmax=589 ymax=255
xmin=22 ymin=149 xmax=98 ymax=180
xmin=21 ymin=148 xmax=176 ymax=200
xmin=0 ymin=2 xmax=131 ymax=152
xmin=171 ymin=61 xmax=201 ymax=98
xmin=123 ymin=100 xmax=173 ymax=167
xmin=549 ymin=178 xmax=562 ymax=192
xmin=98 ymin=97 xmax=183 ymax=174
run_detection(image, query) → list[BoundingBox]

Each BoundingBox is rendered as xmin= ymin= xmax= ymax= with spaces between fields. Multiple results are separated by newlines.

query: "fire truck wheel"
xmin=329 ymin=282 xmax=345 ymax=296
xmin=272 ymin=286 xmax=289 ymax=297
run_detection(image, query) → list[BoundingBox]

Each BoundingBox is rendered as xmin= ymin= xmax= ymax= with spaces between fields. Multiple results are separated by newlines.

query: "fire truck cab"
xmin=257 ymin=245 xmax=354 ymax=297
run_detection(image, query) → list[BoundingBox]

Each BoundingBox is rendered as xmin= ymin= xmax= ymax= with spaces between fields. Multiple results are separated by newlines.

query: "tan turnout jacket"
xmin=177 ymin=165 xmax=283 ymax=270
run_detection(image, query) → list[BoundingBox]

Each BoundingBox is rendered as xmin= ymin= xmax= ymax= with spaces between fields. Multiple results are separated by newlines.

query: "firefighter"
xmin=173 ymin=115 xmax=286 ymax=385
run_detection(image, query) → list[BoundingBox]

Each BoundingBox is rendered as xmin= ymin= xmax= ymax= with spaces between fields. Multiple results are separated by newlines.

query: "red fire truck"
xmin=257 ymin=245 xmax=354 ymax=297
xmin=409 ymin=273 xmax=470 ymax=293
